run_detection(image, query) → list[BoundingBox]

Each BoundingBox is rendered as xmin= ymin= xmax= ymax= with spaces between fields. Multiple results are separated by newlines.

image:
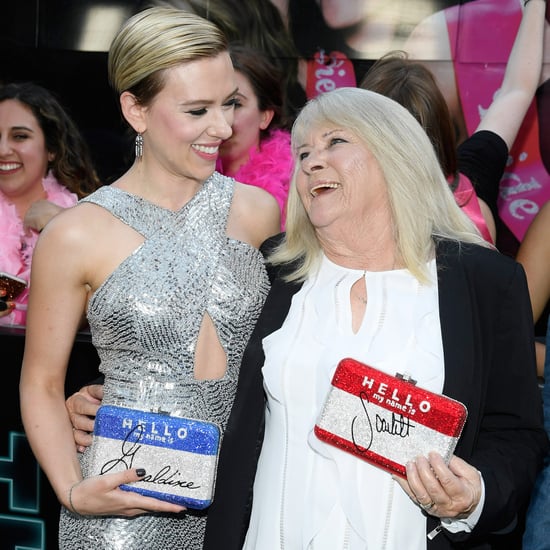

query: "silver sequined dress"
xmin=59 ymin=173 xmax=270 ymax=549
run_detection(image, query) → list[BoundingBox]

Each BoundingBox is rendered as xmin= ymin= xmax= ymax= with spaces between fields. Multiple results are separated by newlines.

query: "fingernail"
xmin=136 ymin=468 xmax=146 ymax=477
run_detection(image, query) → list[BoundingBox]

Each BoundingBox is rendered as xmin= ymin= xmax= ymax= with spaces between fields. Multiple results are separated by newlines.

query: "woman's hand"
xmin=65 ymin=384 xmax=103 ymax=452
xmin=66 ymin=468 xmax=186 ymax=517
xmin=395 ymin=452 xmax=482 ymax=518
xmin=23 ymin=200 xmax=65 ymax=232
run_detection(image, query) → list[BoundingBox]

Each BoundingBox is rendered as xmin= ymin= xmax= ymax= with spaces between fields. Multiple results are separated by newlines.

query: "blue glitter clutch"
xmin=88 ymin=405 xmax=221 ymax=509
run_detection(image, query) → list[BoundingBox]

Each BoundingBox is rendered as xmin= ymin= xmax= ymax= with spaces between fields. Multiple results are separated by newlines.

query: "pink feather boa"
xmin=217 ymin=128 xmax=293 ymax=229
xmin=0 ymin=171 xmax=78 ymax=326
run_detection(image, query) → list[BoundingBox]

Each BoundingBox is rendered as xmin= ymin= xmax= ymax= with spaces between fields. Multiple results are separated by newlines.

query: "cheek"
xmin=157 ymin=110 xmax=195 ymax=143
xmin=233 ymin=111 xmax=260 ymax=147
xmin=230 ymin=112 xmax=246 ymax=135
xmin=23 ymin=142 xmax=50 ymax=167
xmin=295 ymin=173 xmax=311 ymax=204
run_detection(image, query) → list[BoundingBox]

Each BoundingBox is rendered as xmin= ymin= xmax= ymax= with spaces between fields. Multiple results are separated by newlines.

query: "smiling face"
xmin=218 ymin=70 xmax=274 ymax=176
xmin=295 ymin=123 xmax=392 ymax=237
xmin=134 ymin=52 xmax=238 ymax=185
xmin=0 ymin=99 xmax=51 ymax=202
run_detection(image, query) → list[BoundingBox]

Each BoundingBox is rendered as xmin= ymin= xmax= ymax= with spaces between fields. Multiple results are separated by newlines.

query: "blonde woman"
xmin=19 ymin=7 xmax=279 ymax=549
xmin=210 ymin=88 xmax=547 ymax=549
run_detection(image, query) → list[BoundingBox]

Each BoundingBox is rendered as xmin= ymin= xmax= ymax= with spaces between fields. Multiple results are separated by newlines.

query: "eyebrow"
xmin=11 ymin=125 xmax=34 ymax=132
xmin=322 ymin=128 xmax=343 ymax=138
xmin=296 ymin=128 xmax=344 ymax=151
xmin=180 ymin=87 xmax=239 ymax=107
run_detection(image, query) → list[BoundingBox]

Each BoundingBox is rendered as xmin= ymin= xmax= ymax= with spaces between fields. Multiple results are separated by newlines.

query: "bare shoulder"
xmin=35 ymin=200 xmax=126 ymax=289
xmin=38 ymin=201 xmax=104 ymax=250
xmin=234 ymin=181 xmax=278 ymax=209
xmin=229 ymin=182 xmax=281 ymax=248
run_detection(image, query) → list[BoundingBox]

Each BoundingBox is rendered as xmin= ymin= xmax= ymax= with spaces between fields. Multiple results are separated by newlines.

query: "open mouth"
xmin=310 ymin=182 xmax=340 ymax=197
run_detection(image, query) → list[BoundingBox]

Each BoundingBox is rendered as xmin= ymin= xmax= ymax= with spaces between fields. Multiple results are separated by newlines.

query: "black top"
xmin=458 ymin=130 xmax=522 ymax=257
xmin=457 ymin=129 xmax=508 ymax=216
xmin=203 ymin=237 xmax=547 ymax=550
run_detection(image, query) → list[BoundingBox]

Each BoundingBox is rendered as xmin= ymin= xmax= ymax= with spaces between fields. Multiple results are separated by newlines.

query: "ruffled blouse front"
xmin=244 ymin=255 xmax=444 ymax=550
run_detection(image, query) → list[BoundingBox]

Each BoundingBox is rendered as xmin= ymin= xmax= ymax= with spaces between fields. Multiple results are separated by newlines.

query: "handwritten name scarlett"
xmin=351 ymin=391 xmax=415 ymax=453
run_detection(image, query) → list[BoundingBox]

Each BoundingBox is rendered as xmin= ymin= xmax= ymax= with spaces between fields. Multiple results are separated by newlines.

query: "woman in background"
xmin=404 ymin=0 xmax=550 ymax=255
xmin=361 ymin=0 xmax=546 ymax=246
xmin=217 ymin=43 xmax=293 ymax=228
xmin=0 ymin=82 xmax=100 ymax=325
xmin=514 ymin=199 xmax=550 ymax=548
xmin=361 ymin=52 xmax=496 ymax=243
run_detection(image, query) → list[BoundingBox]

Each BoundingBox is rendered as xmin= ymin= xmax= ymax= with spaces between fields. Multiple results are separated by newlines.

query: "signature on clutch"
xmin=100 ymin=424 xmax=201 ymax=489
xmin=351 ymin=391 xmax=415 ymax=453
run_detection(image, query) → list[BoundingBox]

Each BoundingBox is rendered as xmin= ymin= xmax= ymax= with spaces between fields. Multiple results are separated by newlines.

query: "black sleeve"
xmin=457 ymin=130 xmax=508 ymax=218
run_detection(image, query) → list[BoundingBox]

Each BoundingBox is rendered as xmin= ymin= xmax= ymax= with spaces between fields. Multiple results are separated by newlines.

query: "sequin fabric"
xmin=59 ymin=173 xmax=269 ymax=549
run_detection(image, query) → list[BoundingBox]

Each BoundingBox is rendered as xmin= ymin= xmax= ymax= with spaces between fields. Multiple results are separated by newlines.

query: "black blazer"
xmin=204 ymin=238 xmax=548 ymax=549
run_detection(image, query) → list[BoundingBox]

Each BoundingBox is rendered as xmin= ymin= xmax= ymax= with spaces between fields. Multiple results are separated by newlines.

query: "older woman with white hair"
xmin=205 ymin=87 xmax=548 ymax=550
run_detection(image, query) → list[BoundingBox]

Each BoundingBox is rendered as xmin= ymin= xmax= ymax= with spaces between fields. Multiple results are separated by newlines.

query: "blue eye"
xmin=299 ymin=151 xmax=309 ymax=161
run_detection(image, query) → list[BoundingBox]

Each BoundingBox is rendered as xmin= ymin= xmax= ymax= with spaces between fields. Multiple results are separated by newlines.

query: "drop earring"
xmin=135 ymin=133 xmax=143 ymax=159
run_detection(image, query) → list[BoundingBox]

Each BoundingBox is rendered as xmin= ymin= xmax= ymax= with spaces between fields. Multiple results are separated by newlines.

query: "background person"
xmin=0 ymin=81 xmax=101 ymax=325
xmin=404 ymin=0 xmax=550 ymax=256
xmin=19 ymin=7 xmax=279 ymax=550
xmin=515 ymin=200 xmax=550 ymax=547
xmin=360 ymin=51 xmax=497 ymax=243
xmin=217 ymin=43 xmax=293 ymax=228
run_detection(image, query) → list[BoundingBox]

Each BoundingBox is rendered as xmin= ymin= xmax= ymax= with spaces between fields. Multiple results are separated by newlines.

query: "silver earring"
xmin=135 ymin=133 xmax=143 ymax=158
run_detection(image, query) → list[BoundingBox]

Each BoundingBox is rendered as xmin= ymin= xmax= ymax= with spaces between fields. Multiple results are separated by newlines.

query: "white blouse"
xmin=243 ymin=255 xmax=445 ymax=550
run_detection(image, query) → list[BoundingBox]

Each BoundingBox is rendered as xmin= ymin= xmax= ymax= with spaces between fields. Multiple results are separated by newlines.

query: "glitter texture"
xmin=89 ymin=406 xmax=220 ymax=509
xmin=59 ymin=174 xmax=269 ymax=549
xmin=315 ymin=358 xmax=467 ymax=477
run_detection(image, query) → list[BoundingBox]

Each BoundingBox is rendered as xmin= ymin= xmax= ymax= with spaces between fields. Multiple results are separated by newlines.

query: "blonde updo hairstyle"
xmin=108 ymin=6 xmax=228 ymax=107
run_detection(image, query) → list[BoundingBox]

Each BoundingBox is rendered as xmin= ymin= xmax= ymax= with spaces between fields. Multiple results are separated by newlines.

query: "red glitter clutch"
xmin=314 ymin=358 xmax=468 ymax=478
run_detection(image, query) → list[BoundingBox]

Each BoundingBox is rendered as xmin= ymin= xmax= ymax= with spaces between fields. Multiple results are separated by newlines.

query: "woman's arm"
xmin=23 ymin=200 xmax=65 ymax=232
xmin=475 ymin=0 xmax=546 ymax=148
xmin=19 ymin=208 xmax=185 ymax=516
xmin=516 ymin=200 xmax=550 ymax=324
xmin=20 ymin=212 xmax=92 ymax=506
xmin=516 ymin=200 xmax=550 ymax=377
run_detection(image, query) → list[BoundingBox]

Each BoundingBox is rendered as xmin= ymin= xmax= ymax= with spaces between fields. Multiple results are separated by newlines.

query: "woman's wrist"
xmin=67 ymin=481 xmax=85 ymax=516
